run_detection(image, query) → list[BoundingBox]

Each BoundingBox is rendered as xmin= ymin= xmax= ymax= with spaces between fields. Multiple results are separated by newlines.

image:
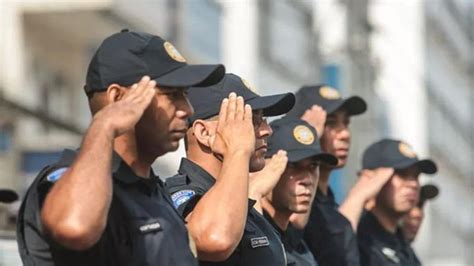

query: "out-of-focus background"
xmin=0 ymin=0 xmax=472 ymax=265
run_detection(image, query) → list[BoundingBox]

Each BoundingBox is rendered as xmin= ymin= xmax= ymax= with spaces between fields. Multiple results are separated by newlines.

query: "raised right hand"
xmin=209 ymin=93 xmax=255 ymax=157
xmin=93 ymin=76 xmax=156 ymax=137
xmin=352 ymin=167 xmax=394 ymax=201
xmin=301 ymin=105 xmax=327 ymax=138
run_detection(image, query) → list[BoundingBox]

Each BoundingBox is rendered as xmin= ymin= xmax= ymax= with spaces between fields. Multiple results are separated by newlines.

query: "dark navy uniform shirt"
xmin=166 ymin=158 xmax=287 ymax=266
xmin=263 ymin=211 xmax=318 ymax=266
xmin=303 ymin=187 xmax=360 ymax=266
xmin=358 ymin=212 xmax=421 ymax=266
xmin=17 ymin=149 xmax=197 ymax=266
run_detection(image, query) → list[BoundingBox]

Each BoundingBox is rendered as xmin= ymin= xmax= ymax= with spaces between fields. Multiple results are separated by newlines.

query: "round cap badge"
xmin=293 ymin=125 xmax=315 ymax=145
xmin=398 ymin=142 xmax=417 ymax=158
xmin=163 ymin=42 xmax=187 ymax=63
xmin=319 ymin=86 xmax=341 ymax=100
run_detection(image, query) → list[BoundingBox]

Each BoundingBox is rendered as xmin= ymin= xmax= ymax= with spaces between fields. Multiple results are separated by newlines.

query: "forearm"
xmin=41 ymin=118 xmax=115 ymax=250
xmin=188 ymin=150 xmax=251 ymax=260
xmin=338 ymin=191 xmax=366 ymax=231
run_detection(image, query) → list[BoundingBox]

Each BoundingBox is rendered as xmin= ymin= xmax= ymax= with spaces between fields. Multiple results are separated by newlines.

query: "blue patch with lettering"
xmin=46 ymin=167 xmax=68 ymax=183
xmin=171 ymin=190 xmax=196 ymax=209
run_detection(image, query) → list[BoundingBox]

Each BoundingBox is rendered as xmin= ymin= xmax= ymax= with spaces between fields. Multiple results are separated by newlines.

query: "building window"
xmin=183 ymin=0 xmax=222 ymax=62
xmin=259 ymin=0 xmax=317 ymax=80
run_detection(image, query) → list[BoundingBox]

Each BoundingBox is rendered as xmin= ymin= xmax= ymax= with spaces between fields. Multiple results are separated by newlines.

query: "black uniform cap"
xmin=188 ymin=73 xmax=295 ymax=123
xmin=362 ymin=139 xmax=437 ymax=174
xmin=0 ymin=189 xmax=18 ymax=203
xmin=287 ymin=85 xmax=367 ymax=118
xmin=267 ymin=117 xmax=338 ymax=165
xmin=85 ymin=29 xmax=225 ymax=93
xmin=419 ymin=184 xmax=439 ymax=207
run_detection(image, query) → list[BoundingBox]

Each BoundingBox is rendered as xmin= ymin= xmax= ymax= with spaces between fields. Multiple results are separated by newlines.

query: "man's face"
xmin=271 ymin=158 xmax=320 ymax=214
xmin=250 ymin=110 xmax=272 ymax=172
xmin=402 ymin=206 xmax=424 ymax=243
xmin=320 ymin=109 xmax=351 ymax=168
xmin=135 ymin=87 xmax=193 ymax=156
xmin=377 ymin=165 xmax=420 ymax=215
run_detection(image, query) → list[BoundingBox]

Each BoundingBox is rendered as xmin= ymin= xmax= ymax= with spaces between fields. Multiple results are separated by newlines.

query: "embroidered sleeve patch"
xmin=46 ymin=167 xmax=69 ymax=183
xmin=250 ymin=236 xmax=270 ymax=248
xmin=171 ymin=190 xmax=196 ymax=209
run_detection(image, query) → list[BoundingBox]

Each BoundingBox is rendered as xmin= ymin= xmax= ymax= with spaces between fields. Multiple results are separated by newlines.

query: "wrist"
xmin=91 ymin=115 xmax=115 ymax=138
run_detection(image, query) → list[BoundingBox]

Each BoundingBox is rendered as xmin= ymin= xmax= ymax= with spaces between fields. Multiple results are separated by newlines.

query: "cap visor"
xmin=394 ymin=159 xmax=438 ymax=174
xmin=0 ymin=189 xmax=18 ymax=203
xmin=154 ymin=64 xmax=225 ymax=87
xmin=326 ymin=96 xmax=367 ymax=116
xmin=421 ymin=184 xmax=439 ymax=200
xmin=288 ymin=150 xmax=338 ymax=166
xmin=247 ymin=93 xmax=295 ymax=116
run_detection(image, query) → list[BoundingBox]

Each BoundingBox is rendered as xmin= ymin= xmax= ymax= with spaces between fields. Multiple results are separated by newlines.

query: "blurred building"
xmin=423 ymin=0 xmax=473 ymax=265
xmin=369 ymin=0 xmax=473 ymax=265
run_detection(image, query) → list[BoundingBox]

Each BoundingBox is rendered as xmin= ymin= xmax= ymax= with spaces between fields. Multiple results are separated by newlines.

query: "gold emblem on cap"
xmin=398 ymin=142 xmax=417 ymax=158
xmin=241 ymin=78 xmax=258 ymax=93
xmin=293 ymin=125 xmax=315 ymax=145
xmin=163 ymin=42 xmax=187 ymax=63
xmin=319 ymin=86 xmax=341 ymax=100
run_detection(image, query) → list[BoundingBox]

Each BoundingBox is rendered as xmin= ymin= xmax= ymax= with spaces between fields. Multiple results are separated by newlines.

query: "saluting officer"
xmin=166 ymin=73 xmax=295 ymax=265
xmin=16 ymin=30 xmax=225 ymax=266
xmin=261 ymin=117 xmax=338 ymax=266
xmin=287 ymin=85 xmax=390 ymax=266
xmin=357 ymin=139 xmax=437 ymax=266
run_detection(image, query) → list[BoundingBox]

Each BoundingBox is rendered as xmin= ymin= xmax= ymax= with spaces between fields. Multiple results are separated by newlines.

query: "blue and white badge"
xmin=171 ymin=190 xmax=196 ymax=209
xmin=46 ymin=167 xmax=68 ymax=183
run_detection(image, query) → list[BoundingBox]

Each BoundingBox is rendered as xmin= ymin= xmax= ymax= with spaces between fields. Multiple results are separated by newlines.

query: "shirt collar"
xmin=112 ymin=152 xmax=162 ymax=187
xmin=315 ymin=187 xmax=337 ymax=205
xmin=178 ymin=158 xmax=216 ymax=191
xmin=364 ymin=211 xmax=405 ymax=248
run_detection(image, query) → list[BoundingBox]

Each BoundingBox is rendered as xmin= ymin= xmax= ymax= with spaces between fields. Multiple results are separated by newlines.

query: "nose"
xmin=338 ymin=124 xmax=350 ymax=141
xmin=177 ymin=95 xmax=194 ymax=119
xmin=300 ymin=172 xmax=315 ymax=187
xmin=256 ymin=119 xmax=272 ymax=138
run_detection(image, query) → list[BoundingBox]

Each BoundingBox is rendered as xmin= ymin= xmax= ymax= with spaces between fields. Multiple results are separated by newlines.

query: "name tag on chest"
xmin=139 ymin=221 xmax=162 ymax=234
xmin=250 ymin=236 xmax=270 ymax=248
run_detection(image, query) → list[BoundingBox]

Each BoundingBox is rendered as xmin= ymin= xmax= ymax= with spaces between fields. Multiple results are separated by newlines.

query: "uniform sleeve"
xmin=170 ymin=188 xmax=202 ymax=219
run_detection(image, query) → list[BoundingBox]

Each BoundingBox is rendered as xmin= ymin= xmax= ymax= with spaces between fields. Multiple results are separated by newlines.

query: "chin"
xmin=249 ymin=158 xmax=266 ymax=172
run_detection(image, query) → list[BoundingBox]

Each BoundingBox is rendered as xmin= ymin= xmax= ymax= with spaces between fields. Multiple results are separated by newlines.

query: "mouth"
xmin=255 ymin=145 xmax=268 ymax=153
xmin=171 ymin=129 xmax=187 ymax=139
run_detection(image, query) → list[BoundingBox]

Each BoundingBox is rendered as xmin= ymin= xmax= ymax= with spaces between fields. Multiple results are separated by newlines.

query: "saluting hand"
xmin=353 ymin=167 xmax=394 ymax=201
xmin=210 ymin=92 xmax=255 ymax=157
xmin=93 ymin=76 xmax=156 ymax=137
xmin=249 ymin=150 xmax=288 ymax=200
xmin=301 ymin=105 xmax=327 ymax=138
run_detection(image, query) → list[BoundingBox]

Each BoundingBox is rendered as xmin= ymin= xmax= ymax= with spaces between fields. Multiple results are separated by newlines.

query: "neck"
xmin=372 ymin=206 xmax=402 ymax=234
xmin=186 ymin=146 xmax=222 ymax=180
xmin=262 ymin=198 xmax=291 ymax=231
xmin=114 ymin=133 xmax=153 ymax=178
xmin=318 ymin=166 xmax=332 ymax=195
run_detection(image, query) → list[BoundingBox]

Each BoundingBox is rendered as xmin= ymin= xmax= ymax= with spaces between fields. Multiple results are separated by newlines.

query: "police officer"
xmin=357 ymin=139 xmax=437 ymax=266
xmin=287 ymin=85 xmax=390 ymax=266
xmin=166 ymin=73 xmax=295 ymax=265
xmin=401 ymin=184 xmax=439 ymax=243
xmin=16 ymin=30 xmax=225 ymax=266
xmin=260 ymin=117 xmax=338 ymax=266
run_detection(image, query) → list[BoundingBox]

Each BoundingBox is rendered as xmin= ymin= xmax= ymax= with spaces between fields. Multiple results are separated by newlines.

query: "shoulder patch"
xmin=46 ymin=167 xmax=68 ymax=183
xmin=171 ymin=190 xmax=196 ymax=209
